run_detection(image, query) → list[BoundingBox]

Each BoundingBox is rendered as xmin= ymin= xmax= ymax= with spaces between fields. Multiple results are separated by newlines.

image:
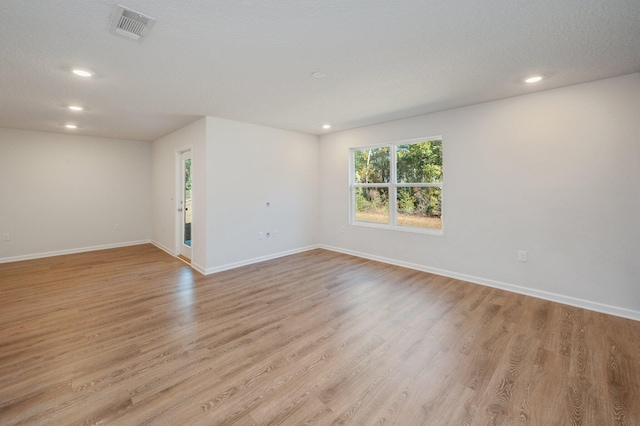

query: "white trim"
xmin=350 ymin=135 xmax=443 ymax=151
xmin=390 ymin=143 xmax=397 ymax=226
xmin=191 ymin=262 xmax=207 ymax=275
xmin=318 ymin=244 xmax=640 ymax=322
xmin=0 ymin=240 xmax=151 ymax=264
xmin=354 ymin=182 xmax=441 ymax=188
xmin=150 ymin=239 xmax=176 ymax=256
xmin=152 ymin=240 xmax=205 ymax=275
xmin=5 ymin=239 xmax=636 ymax=321
xmin=350 ymin=220 xmax=444 ymax=236
xmin=203 ymin=245 xmax=321 ymax=275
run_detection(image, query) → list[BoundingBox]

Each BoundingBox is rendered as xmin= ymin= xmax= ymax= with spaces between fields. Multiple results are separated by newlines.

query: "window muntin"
xmin=351 ymin=137 xmax=443 ymax=233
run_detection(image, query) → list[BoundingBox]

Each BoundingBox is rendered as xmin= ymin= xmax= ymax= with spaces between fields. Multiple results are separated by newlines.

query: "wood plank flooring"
xmin=1 ymin=244 xmax=639 ymax=425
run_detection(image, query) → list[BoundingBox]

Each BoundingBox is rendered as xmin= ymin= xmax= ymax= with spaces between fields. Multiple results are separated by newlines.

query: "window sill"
xmin=350 ymin=221 xmax=444 ymax=236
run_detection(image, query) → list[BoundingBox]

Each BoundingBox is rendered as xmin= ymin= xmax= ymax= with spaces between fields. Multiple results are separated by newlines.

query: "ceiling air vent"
xmin=110 ymin=5 xmax=155 ymax=41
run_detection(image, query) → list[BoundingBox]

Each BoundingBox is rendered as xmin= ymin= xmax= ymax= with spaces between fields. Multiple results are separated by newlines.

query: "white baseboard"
xmin=204 ymin=245 xmax=321 ymax=275
xmin=191 ymin=262 xmax=207 ymax=275
xmin=7 ymin=240 xmax=636 ymax=322
xmin=150 ymin=240 xmax=207 ymax=274
xmin=319 ymin=244 xmax=640 ymax=322
xmin=0 ymin=240 xmax=151 ymax=264
xmin=150 ymin=240 xmax=176 ymax=257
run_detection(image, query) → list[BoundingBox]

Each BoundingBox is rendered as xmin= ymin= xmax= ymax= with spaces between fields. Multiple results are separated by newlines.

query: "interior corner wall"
xmin=318 ymin=73 xmax=640 ymax=318
xmin=0 ymin=127 xmax=152 ymax=262
xmin=204 ymin=116 xmax=319 ymax=272
xmin=151 ymin=117 xmax=207 ymax=271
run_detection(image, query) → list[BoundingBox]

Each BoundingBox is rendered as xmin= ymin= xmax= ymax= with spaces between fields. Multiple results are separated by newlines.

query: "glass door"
xmin=180 ymin=150 xmax=192 ymax=260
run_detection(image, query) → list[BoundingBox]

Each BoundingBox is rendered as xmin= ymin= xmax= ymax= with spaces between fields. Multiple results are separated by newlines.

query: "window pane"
xmin=396 ymin=140 xmax=442 ymax=183
xmin=355 ymin=187 xmax=389 ymax=224
xmin=354 ymin=146 xmax=391 ymax=184
xmin=397 ymin=187 xmax=442 ymax=229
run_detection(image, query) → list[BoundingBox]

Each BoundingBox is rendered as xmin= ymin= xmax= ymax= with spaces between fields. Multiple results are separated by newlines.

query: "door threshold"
xmin=177 ymin=254 xmax=191 ymax=264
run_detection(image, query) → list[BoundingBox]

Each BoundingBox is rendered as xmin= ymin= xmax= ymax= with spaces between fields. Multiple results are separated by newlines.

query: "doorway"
xmin=179 ymin=150 xmax=192 ymax=261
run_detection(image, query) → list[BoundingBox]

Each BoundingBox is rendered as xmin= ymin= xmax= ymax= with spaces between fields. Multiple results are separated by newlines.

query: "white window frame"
xmin=349 ymin=136 xmax=443 ymax=235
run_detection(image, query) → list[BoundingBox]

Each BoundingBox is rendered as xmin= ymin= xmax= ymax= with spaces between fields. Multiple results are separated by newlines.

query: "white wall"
xmin=319 ymin=73 xmax=640 ymax=318
xmin=205 ymin=117 xmax=319 ymax=272
xmin=0 ymin=128 xmax=152 ymax=261
xmin=151 ymin=117 xmax=207 ymax=271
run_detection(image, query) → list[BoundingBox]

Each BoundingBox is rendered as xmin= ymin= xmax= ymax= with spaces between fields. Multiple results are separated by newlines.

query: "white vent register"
xmin=110 ymin=5 xmax=155 ymax=41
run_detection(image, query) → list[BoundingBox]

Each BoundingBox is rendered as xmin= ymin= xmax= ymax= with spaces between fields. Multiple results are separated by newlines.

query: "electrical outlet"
xmin=258 ymin=232 xmax=264 ymax=240
xmin=271 ymin=230 xmax=277 ymax=238
xmin=114 ymin=224 xmax=120 ymax=231
xmin=2 ymin=233 xmax=9 ymax=241
xmin=518 ymin=250 xmax=527 ymax=262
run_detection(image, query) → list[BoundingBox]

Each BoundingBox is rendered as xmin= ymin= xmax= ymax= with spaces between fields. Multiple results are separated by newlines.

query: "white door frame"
xmin=177 ymin=149 xmax=192 ymax=260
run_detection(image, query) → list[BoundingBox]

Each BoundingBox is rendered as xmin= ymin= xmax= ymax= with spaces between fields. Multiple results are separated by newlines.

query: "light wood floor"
xmin=1 ymin=245 xmax=639 ymax=425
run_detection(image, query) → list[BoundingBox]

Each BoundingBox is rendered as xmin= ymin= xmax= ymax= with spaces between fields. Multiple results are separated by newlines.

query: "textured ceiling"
xmin=1 ymin=0 xmax=639 ymax=141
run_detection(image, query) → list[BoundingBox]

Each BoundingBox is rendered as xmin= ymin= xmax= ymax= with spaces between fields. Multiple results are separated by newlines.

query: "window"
xmin=350 ymin=137 xmax=443 ymax=234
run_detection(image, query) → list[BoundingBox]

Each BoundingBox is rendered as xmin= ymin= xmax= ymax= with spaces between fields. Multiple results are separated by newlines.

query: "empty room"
xmin=1 ymin=1 xmax=639 ymax=424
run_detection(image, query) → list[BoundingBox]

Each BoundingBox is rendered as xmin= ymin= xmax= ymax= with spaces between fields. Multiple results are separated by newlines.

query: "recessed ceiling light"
xmin=68 ymin=105 xmax=84 ymax=111
xmin=65 ymin=124 xmax=78 ymax=129
xmin=312 ymin=71 xmax=326 ymax=79
xmin=525 ymin=76 xmax=543 ymax=83
xmin=72 ymin=69 xmax=93 ymax=77
xmin=322 ymin=124 xmax=331 ymax=129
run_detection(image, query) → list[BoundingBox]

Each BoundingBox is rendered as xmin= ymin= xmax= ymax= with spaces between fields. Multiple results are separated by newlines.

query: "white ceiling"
xmin=1 ymin=0 xmax=639 ymax=141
